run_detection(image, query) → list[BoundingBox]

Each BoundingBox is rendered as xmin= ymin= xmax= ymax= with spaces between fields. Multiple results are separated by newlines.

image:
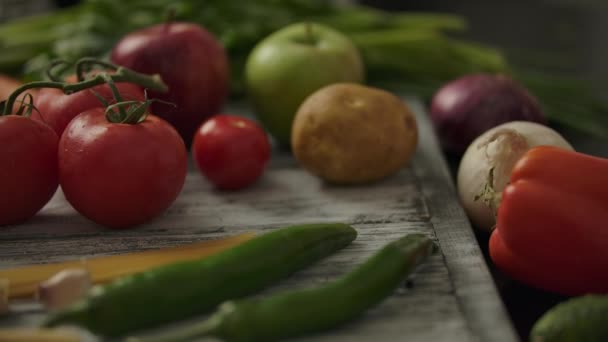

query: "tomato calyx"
xmin=105 ymin=100 xmax=151 ymax=124
xmin=101 ymin=82 xmax=175 ymax=124
xmin=0 ymin=92 xmax=37 ymax=117
xmin=1 ymin=57 xmax=168 ymax=117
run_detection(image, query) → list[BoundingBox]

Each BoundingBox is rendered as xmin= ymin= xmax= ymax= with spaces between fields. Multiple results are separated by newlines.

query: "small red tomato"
xmin=192 ymin=115 xmax=271 ymax=190
xmin=0 ymin=115 xmax=59 ymax=226
xmin=59 ymin=108 xmax=187 ymax=229
xmin=32 ymin=82 xmax=144 ymax=137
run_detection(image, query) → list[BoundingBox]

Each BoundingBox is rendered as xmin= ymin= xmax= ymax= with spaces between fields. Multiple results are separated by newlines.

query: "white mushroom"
xmin=457 ymin=121 xmax=573 ymax=231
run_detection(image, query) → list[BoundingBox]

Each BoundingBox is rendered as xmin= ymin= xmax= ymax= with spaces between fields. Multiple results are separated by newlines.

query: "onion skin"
xmin=431 ymin=74 xmax=545 ymax=154
xmin=457 ymin=121 xmax=573 ymax=231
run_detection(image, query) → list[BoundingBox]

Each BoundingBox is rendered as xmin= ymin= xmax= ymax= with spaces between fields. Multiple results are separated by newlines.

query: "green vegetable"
xmin=43 ymin=223 xmax=357 ymax=337
xmin=531 ymin=295 xmax=608 ymax=342
xmin=1 ymin=0 xmax=607 ymax=138
xmin=129 ymin=233 xmax=435 ymax=342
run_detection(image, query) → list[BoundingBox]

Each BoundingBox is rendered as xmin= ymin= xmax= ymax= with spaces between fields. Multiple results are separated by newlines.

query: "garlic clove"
xmin=38 ymin=268 xmax=91 ymax=311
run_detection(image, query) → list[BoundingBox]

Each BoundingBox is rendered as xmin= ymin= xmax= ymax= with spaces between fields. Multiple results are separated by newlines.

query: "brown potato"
xmin=291 ymin=83 xmax=418 ymax=184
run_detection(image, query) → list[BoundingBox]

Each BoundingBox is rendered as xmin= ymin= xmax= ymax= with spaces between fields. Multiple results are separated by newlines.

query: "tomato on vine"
xmin=59 ymin=102 xmax=188 ymax=229
xmin=1 ymin=58 xmax=176 ymax=228
xmin=32 ymin=82 xmax=144 ymax=137
xmin=31 ymin=60 xmax=151 ymax=137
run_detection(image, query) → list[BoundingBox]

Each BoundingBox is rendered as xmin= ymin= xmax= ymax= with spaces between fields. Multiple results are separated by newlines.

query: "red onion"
xmin=430 ymin=74 xmax=545 ymax=154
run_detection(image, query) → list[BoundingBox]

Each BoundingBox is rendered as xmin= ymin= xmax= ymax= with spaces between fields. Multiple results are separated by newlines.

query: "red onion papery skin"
xmin=430 ymin=74 xmax=546 ymax=154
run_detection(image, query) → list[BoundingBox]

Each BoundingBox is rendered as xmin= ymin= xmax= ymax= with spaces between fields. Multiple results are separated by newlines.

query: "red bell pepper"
xmin=489 ymin=146 xmax=608 ymax=295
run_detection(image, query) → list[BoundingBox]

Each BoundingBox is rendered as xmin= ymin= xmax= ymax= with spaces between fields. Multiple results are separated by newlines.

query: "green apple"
xmin=245 ymin=22 xmax=365 ymax=146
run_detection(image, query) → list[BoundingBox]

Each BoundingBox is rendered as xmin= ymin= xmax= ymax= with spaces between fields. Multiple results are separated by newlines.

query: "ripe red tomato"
xmin=192 ymin=115 xmax=271 ymax=190
xmin=0 ymin=115 xmax=59 ymax=226
xmin=32 ymin=82 xmax=144 ymax=137
xmin=59 ymin=108 xmax=187 ymax=229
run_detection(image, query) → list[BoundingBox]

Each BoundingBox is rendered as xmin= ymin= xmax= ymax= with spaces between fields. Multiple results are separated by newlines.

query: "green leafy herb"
xmin=0 ymin=0 xmax=606 ymax=138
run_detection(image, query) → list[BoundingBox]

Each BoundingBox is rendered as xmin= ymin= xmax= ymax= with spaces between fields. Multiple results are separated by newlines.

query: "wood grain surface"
xmin=0 ymin=99 xmax=518 ymax=341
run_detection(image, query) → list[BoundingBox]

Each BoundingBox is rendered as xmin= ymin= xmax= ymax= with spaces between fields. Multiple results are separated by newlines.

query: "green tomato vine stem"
xmin=104 ymin=100 xmax=148 ymax=124
xmin=75 ymin=57 xmax=118 ymax=82
xmin=102 ymin=74 xmax=127 ymax=120
xmin=1 ymin=59 xmax=168 ymax=117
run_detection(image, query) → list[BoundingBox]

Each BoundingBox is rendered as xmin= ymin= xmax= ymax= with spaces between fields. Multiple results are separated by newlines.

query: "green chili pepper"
xmin=43 ymin=223 xmax=357 ymax=337
xmin=130 ymin=233 xmax=435 ymax=342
